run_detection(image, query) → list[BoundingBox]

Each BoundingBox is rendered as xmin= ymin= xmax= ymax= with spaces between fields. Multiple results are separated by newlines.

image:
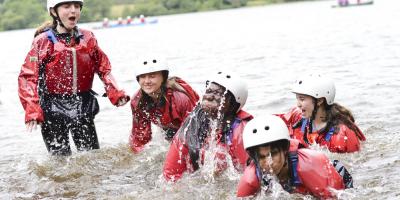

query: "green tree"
xmin=0 ymin=0 xmax=46 ymax=31
xmin=80 ymin=0 xmax=113 ymax=22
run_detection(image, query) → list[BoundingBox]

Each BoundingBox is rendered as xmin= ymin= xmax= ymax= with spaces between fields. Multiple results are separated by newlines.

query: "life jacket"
xmin=237 ymin=139 xmax=346 ymax=199
xmin=277 ymin=107 xmax=366 ymax=153
xmin=18 ymin=28 xmax=126 ymax=123
xmin=162 ymin=109 xmax=253 ymax=182
xmin=129 ymin=77 xmax=199 ymax=153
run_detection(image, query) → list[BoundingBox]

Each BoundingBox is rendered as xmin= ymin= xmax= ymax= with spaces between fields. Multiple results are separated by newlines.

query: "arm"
xmin=18 ymin=40 xmax=44 ymax=123
xmin=237 ymin=163 xmax=260 ymax=197
xmin=129 ymin=98 xmax=152 ymax=153
xmin=329 ymin=124 xmax=362 ymax=153
xmin=92 ymin=34 xmax=128 ymax=105
xmin=163 ymin=137 xmax=189 ymax=182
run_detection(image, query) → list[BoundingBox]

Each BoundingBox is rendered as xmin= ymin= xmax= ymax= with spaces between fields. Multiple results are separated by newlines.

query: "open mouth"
xmin=68 ymin=16 xmax=76 ymax=22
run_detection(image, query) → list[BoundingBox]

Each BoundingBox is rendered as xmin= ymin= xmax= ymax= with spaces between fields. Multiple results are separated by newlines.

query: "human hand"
xmin=117 ymin=96 xmax=129 ymax=107
xmin=25 ymin=120 xmax=42 ymax=133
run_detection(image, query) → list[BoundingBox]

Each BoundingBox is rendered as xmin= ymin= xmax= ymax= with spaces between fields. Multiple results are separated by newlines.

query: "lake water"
xmin=0 ymin=0 xmax=399 ymax=199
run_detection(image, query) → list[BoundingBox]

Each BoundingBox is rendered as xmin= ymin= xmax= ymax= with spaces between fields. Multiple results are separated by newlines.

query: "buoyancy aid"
xmin=129 ymin=77 xmax=199 ymax=153
xmin=276 ymin=107 xmax=366 ymax=153
xmin=18 ymin=28 xmax=127 ymax=123
xmin=237 ymin=139 xmax=346 ymax=198
xmin=163 ymin=109 xmax=253 ymax=182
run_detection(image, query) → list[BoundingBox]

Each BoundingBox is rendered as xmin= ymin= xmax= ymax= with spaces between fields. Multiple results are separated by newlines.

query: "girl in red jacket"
xmin=163 ymin=71 xmax=253 ymax=182
xmin=129 ymin=56 xmax=199 ymax=153
xmin=18 ymin=0 xmax=129 ymax=156
xmin=237 ymin=115 xmax=353 ymax=199
xmin=277 ymin=74 xmax=366 ymax=153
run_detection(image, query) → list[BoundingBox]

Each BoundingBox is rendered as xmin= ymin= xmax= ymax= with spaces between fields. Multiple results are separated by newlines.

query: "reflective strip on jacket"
xmin=129 ymin=79 xmax=199 ymax=153
xmin=18 ymin=28 xmax=126 ymax=123
xmin=236 ymin=140 xmax=345 ymax=198
xmin=162 ymin=110 xmax=253 ymax=182
xmin=277 ymin=107 xmax=366 ymax=153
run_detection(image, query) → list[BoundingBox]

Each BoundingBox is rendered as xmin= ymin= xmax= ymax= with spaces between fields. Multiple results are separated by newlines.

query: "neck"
xmin=56 ymin=24 xmax=74 ymax=34
xmin=313 ymin=106 xmax=327 ymax=130
xmin=277 ymin=159 xmax=289 ymax=182
xmin=148 ymin=89 xmax=162 ymax=102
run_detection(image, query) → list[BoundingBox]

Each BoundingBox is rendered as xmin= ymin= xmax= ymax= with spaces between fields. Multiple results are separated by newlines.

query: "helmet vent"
xmin=264 ymin=126 xmax=269 ymax=130
xmin=298 ymin=81 xmax=302 ymax=84
xmin=153 ymin=59 xmax=157 ymax=63
xmin=218 ymin=72 xmax=222 ymax=74
xmin=226 ymin=75 xmax=231 ymax=78
xmin=143 ymin=61 xmax=147 ymax=65
xmin=316 ymin=93 xmax=319 ymax=96
xmin=252 ymin=129 xmax=257 ymax=133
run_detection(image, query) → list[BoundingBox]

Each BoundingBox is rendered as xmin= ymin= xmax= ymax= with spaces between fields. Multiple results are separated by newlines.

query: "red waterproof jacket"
xmin=129 ymin=78 xmax=199 ymax=153
xmin=237 ymin=140 xmax=345 ymax=199
xmin=163 ymin=110 xmax=253 ymax=182
xmin=18 ymin=28 xmax=127 ymax=123
xmin=277 ymin=107 xmax=366 ymax=153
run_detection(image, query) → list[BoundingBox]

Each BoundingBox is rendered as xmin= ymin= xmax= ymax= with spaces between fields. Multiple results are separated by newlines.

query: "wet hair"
xmin=319 ymin=101 xmax=363 ymax=138
xmin=34 ymin=20 xmax=57 ymax=37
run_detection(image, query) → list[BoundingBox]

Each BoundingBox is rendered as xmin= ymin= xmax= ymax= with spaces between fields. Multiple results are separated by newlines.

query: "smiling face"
xmin=257 ymin=145 xmax=286 ymax=175
xmin=138 ymin=71 xmax=164 ymax=95
xmin=51 ymin=2 xmax=81 ymax=31
xmin=295 ymin=93 xmax=316 ymax=118
xmin=201 ymin=83 xmax=231 ymax=119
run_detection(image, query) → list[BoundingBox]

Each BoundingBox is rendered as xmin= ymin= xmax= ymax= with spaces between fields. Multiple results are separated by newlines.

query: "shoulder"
xmin=236 ymin=110 xmax=254 ymax=122
xmin=130 ymin=90 xmax=143 ymax=108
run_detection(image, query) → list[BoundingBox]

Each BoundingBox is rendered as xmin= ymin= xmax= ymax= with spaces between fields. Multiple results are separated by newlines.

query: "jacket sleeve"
xmin=297 ymin=149 xmax=345 ymax=199
xmin=163 ymin=137 xmax=189 ymax=182
xmin=129 ymin=98 xmax=152 ymax=153
xmin=18 ymin=40 xmax=44 ymax=123
xmin=229 ymin=119 xmax=250 ymax=172
xmin=236 ymin=163 xmax=260 ymax=197
xmin=172 ymin=91 xmax=197 ymax=124
xmin=92 ymin=33 xmax=127 ymax=105
xmin=275 ymin=107 xmax=302 ymax=129
xmin=328 ymin=124 xmax=362 ymax=153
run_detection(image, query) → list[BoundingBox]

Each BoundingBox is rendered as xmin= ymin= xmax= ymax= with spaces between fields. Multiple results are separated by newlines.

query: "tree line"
xmin=0 ymin=0 xmax=306 ymax=31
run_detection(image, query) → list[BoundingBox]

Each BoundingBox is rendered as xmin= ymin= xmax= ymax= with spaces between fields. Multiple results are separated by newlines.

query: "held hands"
xmin=25 ymin=120 xmax=42 ymax=133
xmin=117 ymin=96 xmax=130 ymax=107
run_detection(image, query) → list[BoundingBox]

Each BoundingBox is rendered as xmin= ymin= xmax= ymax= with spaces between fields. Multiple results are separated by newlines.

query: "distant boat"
xmin=331 ymin=1 xmax=373 ymax=8
xmin=93 ymin=18 xmax=158 ymax=30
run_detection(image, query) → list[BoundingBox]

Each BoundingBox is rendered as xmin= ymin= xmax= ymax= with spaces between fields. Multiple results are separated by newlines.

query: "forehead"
xmin=207 ymin=82 xmax=225 ymax=91
xmin=257 ymin=146 xmax=272 ymax=155
xmin=139 ymin=71 xmax=163 ymax=77
xmin=296 ymin=93 xmax=312 ymax=99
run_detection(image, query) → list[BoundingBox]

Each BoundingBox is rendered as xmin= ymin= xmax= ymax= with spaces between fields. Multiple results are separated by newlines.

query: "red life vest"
xmin=163 ymin=110 xmax=253 ymax=181
xmin=18 ymin=28 xmax=127 ymax=123
xmin=236 ymin=140 xmax=346 ymax=199
xmin=129 ymin=77 xmax=199 ymax=153
xmin=277 ymin=107 xmax=366 ymax=153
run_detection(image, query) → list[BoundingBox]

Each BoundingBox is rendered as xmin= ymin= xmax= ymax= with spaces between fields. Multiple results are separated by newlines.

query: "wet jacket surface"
xmin=236 ymin=140 xmax=345 ymax=199
xmin=129 ymin=78 xmax=199 ymax=153
xmin=163 ymin=110 xmax=253 ymax=182
xmin=277 ymin=107 xmax=366 ymax=153
xmin=18 ymin=28 xmax=127 ymax=123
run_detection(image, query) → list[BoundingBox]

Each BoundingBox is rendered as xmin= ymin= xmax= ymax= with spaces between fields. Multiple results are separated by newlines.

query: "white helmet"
xmin=243 ymin=115 xmax=290 ymax=150
xmin=47 ymin=0 xmax=83 ymax=13
xmin=291 ymin=74 xmax=336 ymax=105
xmin=134 ymin=56 xmax=169 ymax=78
xmin=207 ymin=71 xmax=248 ymax=112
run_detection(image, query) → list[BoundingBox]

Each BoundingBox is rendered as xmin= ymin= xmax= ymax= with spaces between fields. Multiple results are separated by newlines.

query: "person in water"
xmin=277 ymin=74 xmax=366 ymax=153
xmin=237 ymin=115 xmax=353 ymax=198
xmin=129 ymin=56 xmax=199 ymax=153
xmin=18 ymin=0 xmax=129 ymax=156
xmin=163 ymin=71 xmax=253 ymax=182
